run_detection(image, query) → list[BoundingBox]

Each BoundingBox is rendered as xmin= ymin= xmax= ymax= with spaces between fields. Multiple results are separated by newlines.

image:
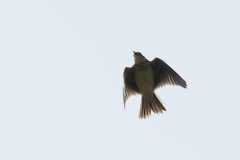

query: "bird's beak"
xmin=133 ymin=51 xmax=137 ymax=56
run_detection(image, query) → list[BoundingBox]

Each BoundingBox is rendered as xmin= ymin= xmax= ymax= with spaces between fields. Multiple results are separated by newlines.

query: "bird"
xmin=123 ymin=51 xmax=187 ymax=119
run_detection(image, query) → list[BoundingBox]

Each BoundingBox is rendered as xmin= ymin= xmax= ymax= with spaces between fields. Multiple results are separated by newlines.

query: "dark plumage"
xmin=123 ymin=51 xmax=187 ymax=119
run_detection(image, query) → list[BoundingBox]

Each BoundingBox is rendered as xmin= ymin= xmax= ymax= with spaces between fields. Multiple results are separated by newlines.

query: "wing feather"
xmin=150 ymin=58 xmax=187 ymax=89
xmin=123 ymin=67 xmax=140 ymax=107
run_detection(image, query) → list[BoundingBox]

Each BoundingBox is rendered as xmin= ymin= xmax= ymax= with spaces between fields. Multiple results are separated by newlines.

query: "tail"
xmin=139 ymin=93 xmax=167 ymax=119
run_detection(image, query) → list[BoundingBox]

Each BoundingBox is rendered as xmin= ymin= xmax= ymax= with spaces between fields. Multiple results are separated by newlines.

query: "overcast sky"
xmin=1 ymin=0 xmax=240 ymax=160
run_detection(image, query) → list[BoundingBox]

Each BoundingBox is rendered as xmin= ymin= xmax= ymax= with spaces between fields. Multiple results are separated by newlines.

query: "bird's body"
xmin=134 ymin=61 xmax=154 ymax=101
xmin=123 ymin=51 xmax=187 ymax=119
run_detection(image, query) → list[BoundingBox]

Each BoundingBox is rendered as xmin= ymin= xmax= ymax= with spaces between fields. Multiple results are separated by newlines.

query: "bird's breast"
xmin=133 ymin=62 xmax=154 ymax=100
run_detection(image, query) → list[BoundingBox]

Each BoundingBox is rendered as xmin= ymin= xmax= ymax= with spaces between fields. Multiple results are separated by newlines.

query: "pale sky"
xmin=1 ymin=1 xmax=240 ymax=160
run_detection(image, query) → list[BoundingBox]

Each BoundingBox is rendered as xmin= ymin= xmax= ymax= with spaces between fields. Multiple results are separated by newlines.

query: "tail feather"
xmin=139 ymin=93 xmax=167 ymax=119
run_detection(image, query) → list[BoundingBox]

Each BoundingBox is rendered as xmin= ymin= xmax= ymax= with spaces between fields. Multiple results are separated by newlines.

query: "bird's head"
xmin=133 ymin=51 xmax=147 ymax=64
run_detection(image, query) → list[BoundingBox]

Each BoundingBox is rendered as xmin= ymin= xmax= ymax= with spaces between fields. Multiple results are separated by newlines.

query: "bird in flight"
xmin=123 ymin=51 xmax=187 ymax=119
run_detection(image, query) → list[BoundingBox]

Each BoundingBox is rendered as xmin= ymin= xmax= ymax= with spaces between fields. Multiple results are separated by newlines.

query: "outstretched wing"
xmin=150 ymin=58 xmax=187 ymax=89
xmin=123 ymin=67 xmax=140 ymax=107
